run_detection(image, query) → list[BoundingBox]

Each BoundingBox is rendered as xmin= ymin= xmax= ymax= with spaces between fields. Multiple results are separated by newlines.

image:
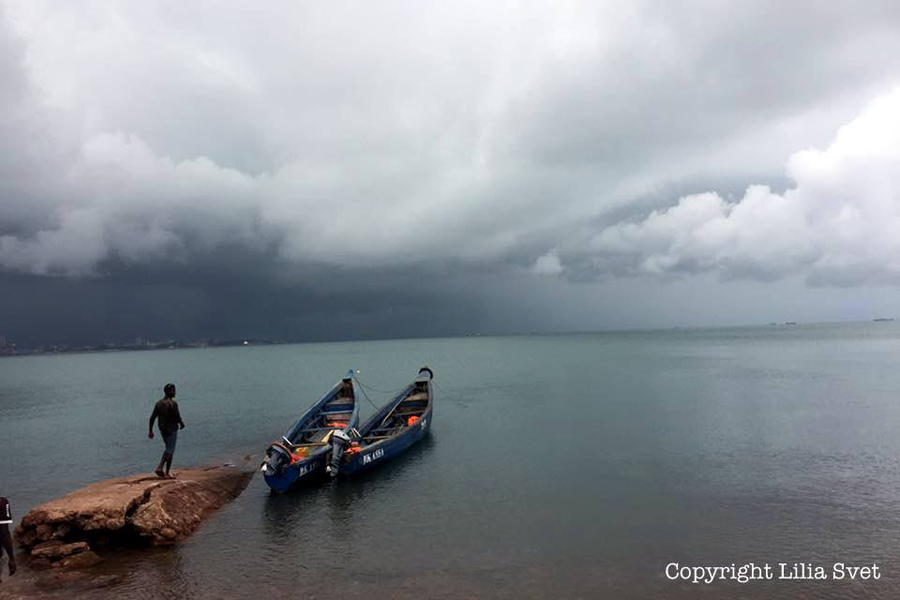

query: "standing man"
xmin=149 ymin=383 xmax=185 ymax=478
xmin=0 ymin=496 xmax=16 ymax=583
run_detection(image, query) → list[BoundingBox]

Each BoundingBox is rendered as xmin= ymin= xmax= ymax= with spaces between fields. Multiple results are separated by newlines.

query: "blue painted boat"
xmin=262 ymin=370 xmax=360 ymax=492
xmin=327 ymin=366 xmax=433 ymax=477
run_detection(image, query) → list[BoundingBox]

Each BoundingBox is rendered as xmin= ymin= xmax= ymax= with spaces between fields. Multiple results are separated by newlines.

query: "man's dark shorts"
xmin=162 ymin=431 xmax=177 ymax=454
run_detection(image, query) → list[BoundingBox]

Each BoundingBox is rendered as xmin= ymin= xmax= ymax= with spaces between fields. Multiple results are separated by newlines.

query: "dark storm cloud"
xmin=0 ymin=258 xmax=499 ymax=347
xmin=2 ymin=1 xmax=900 ymax=344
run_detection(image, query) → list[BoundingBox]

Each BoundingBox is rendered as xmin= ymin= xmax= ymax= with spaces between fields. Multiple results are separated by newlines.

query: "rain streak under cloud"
xmin=2 ymin=1 xmax=900 ymax=345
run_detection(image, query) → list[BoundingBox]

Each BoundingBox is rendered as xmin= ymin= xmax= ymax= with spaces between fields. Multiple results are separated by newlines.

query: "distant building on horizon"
xmin=0 ymin=335 xmax=15 ymax=356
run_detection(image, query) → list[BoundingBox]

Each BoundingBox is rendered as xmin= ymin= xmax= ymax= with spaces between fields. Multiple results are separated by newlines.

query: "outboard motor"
xmin=261 ymin=441 xmax=292 ymax=476
xmin=327 ymin=428 xmax=359 ymax=477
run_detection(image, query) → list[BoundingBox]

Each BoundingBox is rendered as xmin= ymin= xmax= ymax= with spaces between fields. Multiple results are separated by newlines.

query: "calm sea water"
xmin=3 ymin=322 xmax=900 ymax=598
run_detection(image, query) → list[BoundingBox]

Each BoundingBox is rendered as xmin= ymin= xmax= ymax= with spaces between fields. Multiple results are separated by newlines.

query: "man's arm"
xmin=149 ymin=403 xmax=159 ymax=438
xmin=176 ymin=403 xmax=185 ymax=429
xmin=0 ymin=524 xmax=15 ymax=578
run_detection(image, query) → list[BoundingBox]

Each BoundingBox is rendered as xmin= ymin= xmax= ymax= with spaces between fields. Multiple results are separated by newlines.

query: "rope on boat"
xmin=432 ymin=379 xmax=468 ymax=407
xmin=355 ymin=378 xmax=407 ymax=396
xmin=359 ymin=373 xmax=467 ymax=407
xmin=355 ymin=380 xmax=382 ymax=410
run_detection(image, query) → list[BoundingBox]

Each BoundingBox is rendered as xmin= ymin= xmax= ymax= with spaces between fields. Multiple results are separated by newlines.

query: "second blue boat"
xmin=327 ymin=366 xmax=433 ymax=477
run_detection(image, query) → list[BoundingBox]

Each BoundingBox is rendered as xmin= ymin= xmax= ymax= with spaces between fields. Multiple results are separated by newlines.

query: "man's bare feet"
xmin=155 ymin=469 xmax=165 ymax=478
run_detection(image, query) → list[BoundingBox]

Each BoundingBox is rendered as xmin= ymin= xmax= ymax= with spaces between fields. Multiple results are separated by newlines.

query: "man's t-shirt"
xmin=151 ymin=399 xmax=183 ymax=435
xmin=0 ymin=497 xmax=11 ymax=525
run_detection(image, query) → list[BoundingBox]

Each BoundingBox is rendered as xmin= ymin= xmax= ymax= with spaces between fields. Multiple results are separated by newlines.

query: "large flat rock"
xmin=15 ymin=465 xmax=253 ymax=569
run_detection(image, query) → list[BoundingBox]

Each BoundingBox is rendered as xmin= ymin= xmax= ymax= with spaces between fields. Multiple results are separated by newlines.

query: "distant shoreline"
xmin=2 ymin=317 xmax=898 ymax=358
xmin=0 ymin=339 xmax=284 ymax=358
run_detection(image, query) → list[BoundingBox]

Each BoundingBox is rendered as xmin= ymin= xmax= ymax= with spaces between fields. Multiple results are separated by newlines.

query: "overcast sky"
xmin=2 ymin=1 xmax=900 ymax=346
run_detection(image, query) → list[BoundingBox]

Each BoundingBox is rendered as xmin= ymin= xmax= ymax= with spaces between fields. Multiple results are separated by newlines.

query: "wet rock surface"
xmin=14 ymin=465 xmax=253 ymax=571
xmin=30 ymin=540 xmax=90 ymax=558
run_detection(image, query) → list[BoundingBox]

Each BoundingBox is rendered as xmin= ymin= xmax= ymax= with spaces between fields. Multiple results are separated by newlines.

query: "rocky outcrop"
xmin=14 ymin=465 xmax=253 ymax=570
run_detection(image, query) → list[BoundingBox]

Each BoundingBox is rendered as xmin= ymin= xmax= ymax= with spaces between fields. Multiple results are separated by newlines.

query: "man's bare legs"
xmin=155 ymin=452 xmax=169 ymax=478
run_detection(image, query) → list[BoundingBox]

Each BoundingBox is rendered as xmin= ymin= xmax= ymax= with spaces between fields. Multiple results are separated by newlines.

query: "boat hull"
xmin=262 ymin=370 xmax=360 ymax=493
xmin=264 ymin=451 xmax=330 ymax=492
xmin=337 ymin=369 xmax=433 ymax=477
xmin=341 ymin=408 xmax=432 ymax=476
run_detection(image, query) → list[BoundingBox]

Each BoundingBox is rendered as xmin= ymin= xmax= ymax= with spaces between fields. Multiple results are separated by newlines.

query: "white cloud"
xmin=532 ymin=249 xmax=564 ymax=276
xmin=579 ymin=88 xmax=900 ymax=286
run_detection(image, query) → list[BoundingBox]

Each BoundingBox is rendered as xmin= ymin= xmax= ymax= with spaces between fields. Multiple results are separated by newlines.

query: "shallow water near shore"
xmin=3 ymin=322 xmax=900 ymax=598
